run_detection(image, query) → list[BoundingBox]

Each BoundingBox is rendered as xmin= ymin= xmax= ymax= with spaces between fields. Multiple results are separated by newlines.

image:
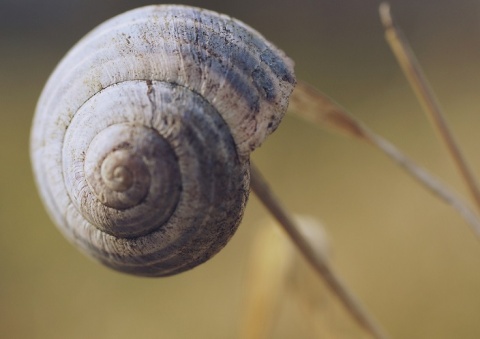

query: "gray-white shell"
xmin=31 ymin=5 xmax=295 ymax=276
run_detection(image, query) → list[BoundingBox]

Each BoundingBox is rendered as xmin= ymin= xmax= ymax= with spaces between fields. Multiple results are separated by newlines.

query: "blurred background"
xmin=2 ymin=0 xmax=480 ymax=338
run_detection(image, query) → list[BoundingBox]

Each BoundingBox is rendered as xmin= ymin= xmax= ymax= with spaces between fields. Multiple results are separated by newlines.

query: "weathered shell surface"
xmin=31 ymin=5 xmax=296 ymax=276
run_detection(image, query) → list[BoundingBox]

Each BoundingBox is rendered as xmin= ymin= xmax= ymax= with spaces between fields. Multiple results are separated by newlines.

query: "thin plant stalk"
xmin=379 ymin=2 xmax=480 ymax=212
xmin=241 ymin=222 xmax=294 ymax=339
xmin=288 ymin=81 xmax=480 ymax=239
xmin=250 ymin=163 xmax=390 ymax=339
xmin=242 ymin=217 xmax=336 ymax=338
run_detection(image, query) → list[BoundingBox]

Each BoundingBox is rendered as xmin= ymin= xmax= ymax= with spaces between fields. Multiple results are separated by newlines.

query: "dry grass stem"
xmin=242 ymin=217 xmax=350 ymax=338
xmin=379 ymin=2 xmax=480 ymax=212
xmin=289 ymin=81 xmax=480 ymax=239
xmin=250 ymin=163 xmax=390 ymax=339
xmin=240 ymin=222 xmax=293 ymax=339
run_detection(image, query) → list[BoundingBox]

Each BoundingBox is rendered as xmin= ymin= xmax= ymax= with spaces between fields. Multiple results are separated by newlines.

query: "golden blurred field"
xmin=2 ymin=1 xmax=480 ymax=338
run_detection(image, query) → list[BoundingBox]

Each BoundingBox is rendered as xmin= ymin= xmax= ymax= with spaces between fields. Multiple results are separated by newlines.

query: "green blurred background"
xmin=2 ymin=0 xmax=480 ymax=338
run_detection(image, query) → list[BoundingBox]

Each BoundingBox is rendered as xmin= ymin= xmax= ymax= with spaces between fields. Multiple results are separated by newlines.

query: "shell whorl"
xmin=31 ymin=5 xmax=296 ymax=276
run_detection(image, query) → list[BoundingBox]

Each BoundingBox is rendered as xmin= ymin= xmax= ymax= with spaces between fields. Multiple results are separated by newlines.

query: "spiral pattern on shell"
xmin=31 ymin=5 xmax=296 ymax=276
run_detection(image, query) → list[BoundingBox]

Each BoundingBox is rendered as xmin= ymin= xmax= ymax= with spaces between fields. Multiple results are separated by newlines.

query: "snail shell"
xmin=31 ymin=5 xmax=296 ymax=276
